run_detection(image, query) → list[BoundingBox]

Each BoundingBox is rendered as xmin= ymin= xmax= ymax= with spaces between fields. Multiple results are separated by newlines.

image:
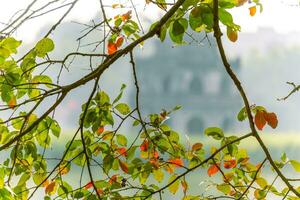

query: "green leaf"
xmin=32 ymin=75 xmax=53 ymax=88
xmin=35 ymin=38 xmax=54 ymax=58
xmin=33 ymin=173 xmax=46 ymax=185
xmin=169 ymin=18 xmax=188 ymax=44
xmin=168 ymin=174 xmax=180 ymax=195
xmin=290 ymin=160 xmax=300 ymax=172
xmin=50 ymin=120 xmax=61 ymax=138
xmin=204 ymin=127 xmax=224 ymax=140
xmin=256 ymin=177 xmax=268 ymax=189
xmin=216 ymin=183 xmax=231 ymax=195
xmin=116 ymin=134 xmax=127 ymax=146
xmin=17 ymin=173 xmax=30 ymax=186
xmin=115 ymin=103 xmax=131 ymax=115
xmin=237 ymin=107 xmax=247 ymax=121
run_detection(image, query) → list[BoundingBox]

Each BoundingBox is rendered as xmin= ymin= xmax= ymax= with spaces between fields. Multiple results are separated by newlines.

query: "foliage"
xmin=0 ymin=0 xmax=298 ymax=199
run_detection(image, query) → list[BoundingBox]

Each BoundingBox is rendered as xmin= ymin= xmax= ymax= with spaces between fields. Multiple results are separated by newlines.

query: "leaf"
xmin=116 ymin=134 xmax=127 ymax=146
xmin=84 ymin=182 xmax=93 ymax=189
xmin=109 ymin=175 xmax=118 ymax=184
xmin=168 ymin=175 xmax=180 ymax=195
xmin=237 ymin=107 xmax=247 ymax=121
xmin=108 ymin=42 xmax=117 ymax=55
xmin=181 ymin=179 xmax=188 ymax=194
xmin=249 ymin=6 xmax=257 ymax=16
xmin=32 ymin=75 xmax=53 ymax=88
xmin=207 ymin=164 xmax=219 ymax=176
xmin=8 ymin=97 xmax=16 ymax=109
xmin=264 ymin=112 xmax=278 ymax=129
xmin=153 ymin=169 xmax=164 ymax=183
xmin=256 ymin=177 xmax=268 ymax=189
xmin=227 ymin=27 xmax=238 ymax=42
xmin=140 ymin=139 xmax=149 ymax=151
xmin=290 ymin=160 xmax=300 ymax=172
xmin=168 ymin=158 xmax=184 ymax=167
xmin=217 ymin=183 xmax=231 ymax=195
xmin=204 ymin=127 xmax=224 ymax=140
xmin=35 ymin=38 xmax=54 ymax=58
xmin=116 ymin=36 xmax=124 ymax=47
xmin=223 ymin=159 xmax=237 ymax=169
xmin=45 ymin=181 xmax=57 ymax=195
xmin=254 ymin=110 xmax=266 ymax=130
xmin=118 ymin=160 xmax=129 ymax=173
xmin=96 ymin=126 xmax=104 ymax=135
xmin=192 ymin=143 xmax=203 ymax=151
xmin=117 ymin=147 xmax=127 ymax=157
xmin=115 ymin=103 xmax=131 ymax=115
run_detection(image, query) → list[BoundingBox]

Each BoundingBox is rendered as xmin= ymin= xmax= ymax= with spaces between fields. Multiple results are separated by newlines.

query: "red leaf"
xmin=207 ymin=164 xmax=219 ymax=177
xmin=116 ymin=36 xmax=124 ymax=47
xmin=140 ymin=139 xmax=149 ymax=152
xmin=84 ymin=182 xmax=93 ymax=189
xmin=153 ymin=150 xmax=159 ymax=159
xmin=223 ymin=159 xmax=237 ymax=169
xmin=96 ymin=126 xmax=104 ymax=135
xmin=264 ymin=112 xmax=278 ymax=129
xmin=254 ymin=110 xmax=266 ymax=130
xmin=108 ymin=42 xmax=117 ymax=55
xmin=117 ymin=147 xmax=127 ymax=157
xmin=119 ymin=160 xmax=129 ymax=173
xmin=168 ymin=158 xmax=184 ymax=168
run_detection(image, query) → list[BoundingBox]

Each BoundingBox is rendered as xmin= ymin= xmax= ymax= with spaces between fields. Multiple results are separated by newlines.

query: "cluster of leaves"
xmin=0 ymin=0 xmax=299 ymax=199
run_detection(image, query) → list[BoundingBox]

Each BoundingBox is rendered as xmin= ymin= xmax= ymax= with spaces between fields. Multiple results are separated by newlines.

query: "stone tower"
xmin=133 ymin=39 xmax=241 ymax=134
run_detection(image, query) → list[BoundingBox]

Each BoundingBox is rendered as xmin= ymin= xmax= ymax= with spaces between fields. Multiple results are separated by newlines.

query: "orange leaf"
xmin=249 ymin=6 xmax=257 ymax=16
xmin=116 ymin=36 xmax=124 ymax=48
xmin=165 ymin=164 xmax=174 ymax=174
xmin=227 ymin=28 xmax=238 ymax=43
xmin=45 ymin=181 xmax=57 ymax=195
xmin=181 ymin=180 xmax=188 ymax=194
xmin=42 ymin=179 xmax=49 ymax=187
xmin=168 ymin=158 xmax=184 ymax=168
xmin=207 ymin=164 xmax=219 ymax=177
xmin=97 ymin=126 xmax=104 ymax=135
xmin=84 ymin=181 xmax=93 ymax=189
xmin=107 ymin=42 xmax=117 ymax=55
xmin=117 ymin=147 xmax=127 ymax=157
xmin=192 ymin=143 xmax=203 ymax=151
xmin=121 ymin=11 xmax=132 ymax=21
xmin=140 ymin=139 xmax=149 ymax=152
xmin=8 ymin=97 xmax=16 ymax=109
xmin=264 ymin=112 xmax=278 ymax=129
xmin=109 ymin=175 xmax=117 ymax=184
xmin=223 ymin=159 xmax=237 ymax=169
xmin=254 ymin=110 xmax=266 ymax=130
xmin=119 ymin=160 xmax=129 ymax=173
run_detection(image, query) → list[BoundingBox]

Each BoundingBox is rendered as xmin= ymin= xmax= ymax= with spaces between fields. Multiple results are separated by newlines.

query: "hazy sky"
xmin=1 ymin=0 xmax=300 ymax=43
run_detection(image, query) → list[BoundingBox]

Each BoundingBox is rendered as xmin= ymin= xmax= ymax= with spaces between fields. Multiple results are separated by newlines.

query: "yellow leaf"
xmin=168 ymin=174 xmax=180 ymax=195
xmin=153 ymin=169 xmax=164 ymax=183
